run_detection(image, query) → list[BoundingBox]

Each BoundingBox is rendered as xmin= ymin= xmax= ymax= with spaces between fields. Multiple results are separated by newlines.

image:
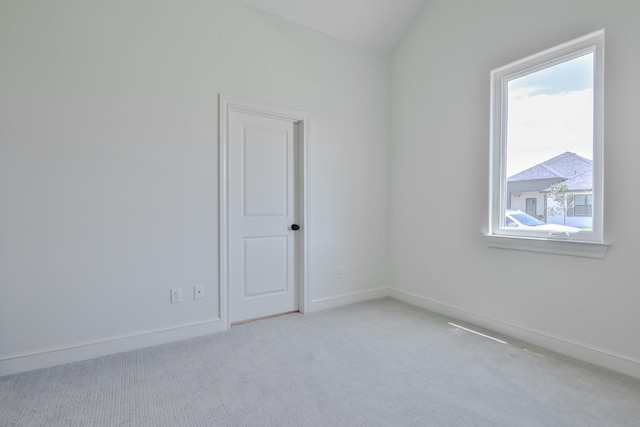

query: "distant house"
xmin=506 ymin=152 xmax=593 ymax=228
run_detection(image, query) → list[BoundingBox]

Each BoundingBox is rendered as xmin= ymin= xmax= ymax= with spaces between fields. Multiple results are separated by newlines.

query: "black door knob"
xmin=291 ymin=224 xmax=300 ymax=231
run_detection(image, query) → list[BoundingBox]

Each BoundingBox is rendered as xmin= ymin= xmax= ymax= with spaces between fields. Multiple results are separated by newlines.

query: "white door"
xmin=227 ymin=110 xmax=299 ymax=324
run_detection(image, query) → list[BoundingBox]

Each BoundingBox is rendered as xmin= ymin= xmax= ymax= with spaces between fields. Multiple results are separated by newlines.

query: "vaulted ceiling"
xmin=239 ymin=0 xmax=425 ymax=52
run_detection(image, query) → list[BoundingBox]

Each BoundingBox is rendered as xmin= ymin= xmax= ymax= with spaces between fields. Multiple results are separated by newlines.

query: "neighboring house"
xmin=506 ymin=152 xmax=593 ymax=228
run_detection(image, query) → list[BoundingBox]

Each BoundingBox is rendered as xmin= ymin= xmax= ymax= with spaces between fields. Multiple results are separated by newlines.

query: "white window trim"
xmin=486 ymin=30 xmax=609 ymax=258
xmin=484 ymin=234 xmax=609 ymax=259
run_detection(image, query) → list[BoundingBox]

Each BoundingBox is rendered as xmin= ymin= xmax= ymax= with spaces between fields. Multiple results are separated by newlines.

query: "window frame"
xmin=486 ymin=30 xmax=608 ymax=258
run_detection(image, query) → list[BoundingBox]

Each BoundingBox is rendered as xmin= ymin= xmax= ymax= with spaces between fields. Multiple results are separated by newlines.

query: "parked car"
xmin=505 ymin=210 xmax=580 ymax=234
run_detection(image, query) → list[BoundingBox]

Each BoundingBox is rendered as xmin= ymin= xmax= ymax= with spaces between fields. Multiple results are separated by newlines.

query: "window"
xmin=570 ymin=194 xmax=593 ymax=217
xmin=487 ymin=30 xmax=607 ymax=257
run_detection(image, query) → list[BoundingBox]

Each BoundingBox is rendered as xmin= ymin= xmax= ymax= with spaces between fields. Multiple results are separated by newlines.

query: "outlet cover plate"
xmin=194 ymin=285 xmax=204 ymax=300
xmin=171 ymin=287 xmax=182 ymax=304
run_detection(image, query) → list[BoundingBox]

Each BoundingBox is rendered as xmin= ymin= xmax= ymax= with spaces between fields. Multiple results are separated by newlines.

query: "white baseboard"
xmin=0 ymin=318 xmax=224 ymax=376
xmin=388 ymin=287 xmax=640 ymax=380
xmin=2 ymin=285 xmax=389 ymax=376
xmin=5 ymin=289 xmax=639 ymax=381
xmin=309 ymin=287 xmax=390 ymax=312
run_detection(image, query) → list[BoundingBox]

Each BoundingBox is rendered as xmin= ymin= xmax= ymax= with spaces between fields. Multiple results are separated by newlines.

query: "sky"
xmin=506 ymin=53 xmax=594 ymax=177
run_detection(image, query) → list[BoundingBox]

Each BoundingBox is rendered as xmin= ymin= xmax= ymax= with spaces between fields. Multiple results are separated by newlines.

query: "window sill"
xmin=483 ymin=234 xmax=609 ymax=258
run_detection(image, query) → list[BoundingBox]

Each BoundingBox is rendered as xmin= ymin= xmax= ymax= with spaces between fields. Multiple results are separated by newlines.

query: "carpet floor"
xmin=1 ymin=298 xmax=639 ymax=426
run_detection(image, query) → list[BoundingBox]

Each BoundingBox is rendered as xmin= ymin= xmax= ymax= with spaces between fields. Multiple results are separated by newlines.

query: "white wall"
xmin=390 ymin=0 xmax=640 ymax=376
xmin=6 ymin=0 xmax=637 ymax=380
xmin=0 ymin=0 xmax=390 ymax=374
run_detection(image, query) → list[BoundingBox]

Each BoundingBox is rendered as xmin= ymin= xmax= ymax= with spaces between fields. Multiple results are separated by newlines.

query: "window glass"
xmin=506 ymin=54 xmax=593 ymax=232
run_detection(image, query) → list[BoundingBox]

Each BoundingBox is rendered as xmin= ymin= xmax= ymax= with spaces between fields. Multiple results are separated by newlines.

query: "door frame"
xmin=218 ymin=94 xmax=309 ymax=330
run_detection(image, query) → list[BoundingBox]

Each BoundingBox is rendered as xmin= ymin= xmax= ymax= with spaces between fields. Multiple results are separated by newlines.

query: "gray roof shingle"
xmin=508 ymin=152 xmax=592 ymax=191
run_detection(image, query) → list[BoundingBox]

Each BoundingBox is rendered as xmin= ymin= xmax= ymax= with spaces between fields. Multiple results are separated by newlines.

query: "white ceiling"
xmin=239 ymin=0 xmax=425 ymax=52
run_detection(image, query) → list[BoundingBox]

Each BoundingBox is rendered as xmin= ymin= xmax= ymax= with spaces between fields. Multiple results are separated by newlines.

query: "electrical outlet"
xmin=194 ymin=285 xmax=204 ymax=300
xmin=170 ymin=287 xmax=182 ymax=304
xmin=337 ymin=266 xmax=344 ymax=280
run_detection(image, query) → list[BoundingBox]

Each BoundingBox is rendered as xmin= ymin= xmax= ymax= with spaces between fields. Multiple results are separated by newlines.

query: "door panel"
xmin=243 ymin=237 xmax=288 ymax=297
xmin=228 ymin=110 xmax=298 ymax=323
xmin=243 ymin=128 xmax=288 ymax=217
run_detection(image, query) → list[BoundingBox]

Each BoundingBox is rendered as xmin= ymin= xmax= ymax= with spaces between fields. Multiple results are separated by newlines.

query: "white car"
xmin=505 ymin=210 xmax=580 ymax=234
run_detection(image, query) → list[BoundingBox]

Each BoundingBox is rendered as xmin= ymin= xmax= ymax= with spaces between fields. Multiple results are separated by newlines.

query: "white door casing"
xmin=219 ymin=95 xmax=309 ymax=328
